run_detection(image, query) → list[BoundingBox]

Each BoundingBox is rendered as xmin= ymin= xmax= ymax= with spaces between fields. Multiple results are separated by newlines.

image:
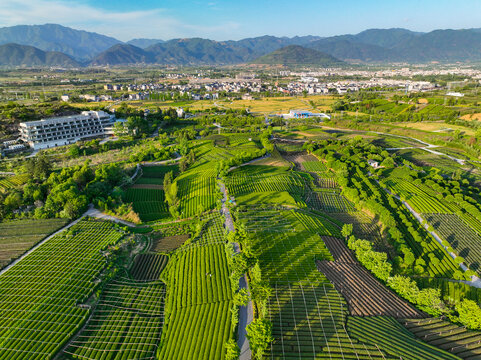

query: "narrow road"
xmin=228 ymin=153 xmax=271 ymax=172
xmin=219 ymin=180 xmax=253 ymax=360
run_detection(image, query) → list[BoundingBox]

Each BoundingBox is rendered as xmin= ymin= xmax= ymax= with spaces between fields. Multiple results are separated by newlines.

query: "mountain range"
xmin=252 ymin=45 xmax=343 ymax=66
xmin=1 ymin=24 xmax=481 ymax=67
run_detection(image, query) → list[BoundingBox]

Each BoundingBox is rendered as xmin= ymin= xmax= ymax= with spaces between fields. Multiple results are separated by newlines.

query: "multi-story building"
xmin=19 ymin=111 xmax=115 ymax=150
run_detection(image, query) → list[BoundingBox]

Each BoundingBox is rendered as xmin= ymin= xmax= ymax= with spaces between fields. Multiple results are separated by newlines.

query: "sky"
xmin=0 ymin=0 xmax=480 ymax=41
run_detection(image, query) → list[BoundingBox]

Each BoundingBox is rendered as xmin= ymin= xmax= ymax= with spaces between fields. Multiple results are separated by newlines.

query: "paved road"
xmin=219 ymin=180 xmax=253 ymax=359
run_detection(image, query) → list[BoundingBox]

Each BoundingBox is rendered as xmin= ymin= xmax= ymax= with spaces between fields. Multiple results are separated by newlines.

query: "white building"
xmin=19 ymin=111 xmax=115 ymax=150
xmin=367 ymin=159 xmax=380 ymax=168
xmin=281 ymin=110 xmax=331 ymax=120
xmin=176 ymin=108 xmax=185 ymax=118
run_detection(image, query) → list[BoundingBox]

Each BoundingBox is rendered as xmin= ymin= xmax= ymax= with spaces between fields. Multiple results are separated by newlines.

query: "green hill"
xmin=0 ymin=43 xmax=79 ymax=67
xmin=252 ymin=45 xmax=343 ymax=66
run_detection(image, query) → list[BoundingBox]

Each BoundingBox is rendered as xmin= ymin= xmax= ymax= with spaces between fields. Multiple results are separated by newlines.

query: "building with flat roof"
xmin=281 ymin=110 xmax=331 ymax=120
xmin=19 ymin=111 xmax=115 ymax=150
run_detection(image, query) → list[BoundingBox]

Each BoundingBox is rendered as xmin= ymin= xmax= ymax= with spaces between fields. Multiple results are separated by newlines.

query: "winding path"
xmin=219 ymin=180 xmax=253 ymax=360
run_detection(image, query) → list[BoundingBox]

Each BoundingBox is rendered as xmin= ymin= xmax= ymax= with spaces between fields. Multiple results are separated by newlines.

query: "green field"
xmin=0 ymin=219 xmax=124 ymax=360
xmin=0 ymin=218 xmax=69 ymax=268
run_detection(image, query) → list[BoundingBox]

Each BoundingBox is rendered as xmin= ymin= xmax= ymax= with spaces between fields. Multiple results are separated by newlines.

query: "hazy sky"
xmin=0 ymin=0 xmax=480 ymax=41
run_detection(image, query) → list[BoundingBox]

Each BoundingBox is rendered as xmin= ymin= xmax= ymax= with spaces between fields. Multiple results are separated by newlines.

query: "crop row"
xmin=0 ymin=174 xmax=29 ymax=190
xmin=424 ymin=213 xmax=481 ymax=273
xmin=307 ymin=191 xmax=356 ymax=213
xmin=158 ymin=300 xmax=233 ymax=360
xmin=66 ymin=280 xmax=165 ymax=360
xmin=241 ymin=208 xmax=336 ymax=285
xmin=404 ymin=318 xmax=481 ymax=359
xmin=268 ymin=283 xmax=387 ymax=359
xmin=302 ymin=160 xmax=328 ymax=173
xmin=164 ymin=243 xmax=232 ymax=310
xmin=348 ymin=316 xmax=458 ymax=360
xmin=178 ymin=175 xmax=217 ymax=217
xmin=130 ymin=253 xmax=169 ymax=281
xmin=124 ymin=188 xmax=169 ymax=222
xmin=0 ymin=218 xmax=69 ymax=268
xmin=226 ymin=173 xmax=306 ymax=197
xmin=0 ymin=219 xmax=124 ymax=360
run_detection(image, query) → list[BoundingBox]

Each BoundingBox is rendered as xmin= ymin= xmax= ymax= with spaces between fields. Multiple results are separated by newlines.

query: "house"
xmin=176 ymin=108 xmax=185 ymax=118
xmin=367 ymin=159 xmax=380 ymax=169
xmin=79 ymin=94 xmax=99 ymax=102
xmin=61 ymin=95 xmax=70 ymax=102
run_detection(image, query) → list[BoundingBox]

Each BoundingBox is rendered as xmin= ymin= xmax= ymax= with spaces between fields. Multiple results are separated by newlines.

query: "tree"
xmin=246 ymin=319 xmax=274 ymax=359
xmin=113 ymin=121 xmax=127 ymax=136
xmin=341 ymin=223 xmax=353 ymax=239
xmin=233 ymin=288 xmax=249 ymax=307
xmin=164 ymin=171 xmax=179 ymax=218
xmin=224 ymin=338 xmax=240 ymax=360
xmin=4 ymin=192 xmax=22 ymax=212
xmin=69 ymin=144 xmax=80 ymax=158
xmin=456 ymin=299 xmax=481 ymax=330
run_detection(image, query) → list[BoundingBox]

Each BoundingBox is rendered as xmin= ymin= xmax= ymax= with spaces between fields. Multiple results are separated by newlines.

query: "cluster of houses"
xmin=279 ymin=78 xmax=437 ymax=95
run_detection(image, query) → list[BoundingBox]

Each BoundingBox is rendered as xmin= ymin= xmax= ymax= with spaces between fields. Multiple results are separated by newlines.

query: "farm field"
xmin=317 ymin=260 xmax=423 ymax=318
xmin=0 ymin=219 xmax=124 ymax=360
xmin=0 ymin=218 xmax=69 ymax=268
xmin=348 ymin=316 xmax=459 ymax=360
xmin=403 ymin=318 xmax=481 ymax=359
xmin=130 ymin=253 xmax=169 ymax=281
xmin=65 ymin=279 xmax=165 ymax=360
xmin=0 ymin=173 xmax=29 ymax=191
xmin=124 ymin=164 xmax=177 ymax=222
xmin=393 ymin=121 xmax=475 ymax=136
xmin=156 ymin=212 xmax=235 ymax=360
xmin=124 ymin=187 xmax=169 ymax=222
xmin=3 ymin=98 xmax=481 ymax=360
xmin=424 ymin=213 xmax=481 ymax=273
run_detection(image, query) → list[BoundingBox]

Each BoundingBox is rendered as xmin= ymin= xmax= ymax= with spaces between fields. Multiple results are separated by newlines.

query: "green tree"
xmin=225 ymin=338 xmax=240 ymax=360
xmin=68 ymin=145 xmax=80 ymax=158
xmin=456 ymin=299 xmax=481 ymax=330
xmin=341 ymin=223 xmax=353 ymax=238
xmin=246 ymin=319 xmax=274 ymax=360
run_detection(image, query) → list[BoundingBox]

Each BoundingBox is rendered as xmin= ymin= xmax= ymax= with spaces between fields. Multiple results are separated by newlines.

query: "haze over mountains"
xmin=1 ymin=24 xmax=481 ymax=66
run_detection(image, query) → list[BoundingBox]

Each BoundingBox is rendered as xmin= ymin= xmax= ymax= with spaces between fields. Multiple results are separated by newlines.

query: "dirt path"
xmin=219 ymin=179 xmax=253 ymax=360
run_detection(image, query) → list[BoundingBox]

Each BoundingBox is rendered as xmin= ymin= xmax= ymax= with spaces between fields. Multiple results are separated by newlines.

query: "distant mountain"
xmin=90 ymin=44 xmax=154 ymax=66
xmin=126 ymin=38 xmax=164 ymax=48
xmin=0 ymin=43 xmax=79 ymax=67
xmin=94 ymin=36 xmax=325 ymax=66
xmin=307 ymin=38 xmax=400 ymax=62
xmin=146 ymin=38 xmax=253 ymax=65
xmin=0 ymin=24 xmax=121 ymax=60
xmin=2 ymin=24 xmax=481 ymax=66
xmin=392 ymin=29 xmax=481 ymax=62
xmin=353 ymin=28 xmax=422 ymax=48
xmin=227 ymin=35 xmax=323 ymax=59
xmin=252 ymin=45 xmax=343 ymax=66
